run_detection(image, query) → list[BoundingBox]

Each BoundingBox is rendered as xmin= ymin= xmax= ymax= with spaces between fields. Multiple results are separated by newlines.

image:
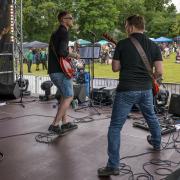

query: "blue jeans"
xmin=49 ymin=73 xmax=74 ymax=97
xmin=107 ymin=90 xmax=161 ymax=168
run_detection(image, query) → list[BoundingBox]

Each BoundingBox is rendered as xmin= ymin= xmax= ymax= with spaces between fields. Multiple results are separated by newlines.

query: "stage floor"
xmin=0 ymin=97 xmax=179 ymax=180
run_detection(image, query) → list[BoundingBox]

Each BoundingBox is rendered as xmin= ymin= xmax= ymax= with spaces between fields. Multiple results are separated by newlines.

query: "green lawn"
xmin=21 ymin=52 xmax=180 ymax=83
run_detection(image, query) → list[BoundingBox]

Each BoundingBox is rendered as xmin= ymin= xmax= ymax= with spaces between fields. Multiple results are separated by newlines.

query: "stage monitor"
xmin=79 ymin=45 xmax=101 ymax=59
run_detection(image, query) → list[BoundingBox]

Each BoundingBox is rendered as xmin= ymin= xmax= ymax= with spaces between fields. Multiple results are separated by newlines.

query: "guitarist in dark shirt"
xmin=98 ymin=15 xmax=163 ymax=176
xmin=48 ymin=11 xmax=80 ymax=134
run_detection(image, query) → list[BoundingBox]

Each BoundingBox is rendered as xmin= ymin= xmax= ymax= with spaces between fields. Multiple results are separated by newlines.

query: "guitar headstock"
xmin=0 ymin=26 xmax=10 ymax=37
xmin=102 ymin=33 xmax=117 ymax=45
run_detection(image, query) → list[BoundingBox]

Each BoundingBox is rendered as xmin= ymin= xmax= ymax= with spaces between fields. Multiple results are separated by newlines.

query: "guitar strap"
xmin=129 ymin=36 xmax=154 ymax=80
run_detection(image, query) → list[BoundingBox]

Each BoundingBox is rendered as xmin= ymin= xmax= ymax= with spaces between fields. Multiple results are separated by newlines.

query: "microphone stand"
xmin=75 ymin=32 xmax=100 ymax=115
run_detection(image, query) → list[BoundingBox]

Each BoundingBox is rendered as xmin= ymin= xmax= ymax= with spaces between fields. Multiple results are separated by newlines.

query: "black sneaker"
xmin=48 ymin=124 xmax=63 ymax=134
xmin=147 ymin=135 xmax=161 ymax=151
xmin=97 ymin=167 xmax=119 ymax=176
xmin=61 ymin=122 xmax=78 ymax=132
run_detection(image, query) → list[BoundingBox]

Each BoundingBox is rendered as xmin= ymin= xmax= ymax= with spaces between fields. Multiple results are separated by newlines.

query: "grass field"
xmin=21 ymin=52 xmax=180 ymax=83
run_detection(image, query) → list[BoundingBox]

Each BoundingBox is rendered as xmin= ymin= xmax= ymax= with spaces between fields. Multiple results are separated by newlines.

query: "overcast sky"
xmin=172 ymin=0 xmax=180 ymax=12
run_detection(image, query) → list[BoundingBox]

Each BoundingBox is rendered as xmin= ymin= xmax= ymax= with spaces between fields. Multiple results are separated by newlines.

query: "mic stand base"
xmin=75 ymin=99 xmax=101 ymax=115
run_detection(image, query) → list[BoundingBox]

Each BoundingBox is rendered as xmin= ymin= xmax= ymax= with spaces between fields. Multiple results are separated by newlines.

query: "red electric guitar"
xmin=59 ymin=57 xmax=75 ymax=79
xmin=103 ymin=33 xmax=160 ymax=96
xmin=102 ymin=33 xmax=117 ymax=46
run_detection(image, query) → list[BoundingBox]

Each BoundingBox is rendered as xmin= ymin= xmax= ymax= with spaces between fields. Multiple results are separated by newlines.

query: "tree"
xmin=75 ymin=0 xmax=119 ymax=41
xmin=16 ymin=0 xmax=179 ymax=42
xmin=22 ymin=0 xmax=60 ymax=42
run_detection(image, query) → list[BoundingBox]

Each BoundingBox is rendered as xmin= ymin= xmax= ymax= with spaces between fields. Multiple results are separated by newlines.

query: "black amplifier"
xmin=92 ymin=86 xmax=116 ymax=105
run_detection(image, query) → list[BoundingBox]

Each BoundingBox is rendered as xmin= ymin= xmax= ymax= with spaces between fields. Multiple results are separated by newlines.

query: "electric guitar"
xmin=102 ymin=33 xmax=160 ymax=96
xmin=0 ymin=27 xmax=10 ymax=40
xmin=152 ymin=78 xmax=160 ymax=96
xmin=59 ymin=57 xmax=75 ymax=79
xmin=102 ymin=33 xmax=117 ymax=46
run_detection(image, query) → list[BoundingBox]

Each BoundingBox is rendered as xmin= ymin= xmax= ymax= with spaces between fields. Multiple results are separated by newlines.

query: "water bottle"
xmin=71 ymin=99 xmax=78 ymax=109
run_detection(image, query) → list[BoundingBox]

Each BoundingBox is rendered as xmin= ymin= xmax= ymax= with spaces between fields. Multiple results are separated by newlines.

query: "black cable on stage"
xmin=155 ymin=167 xmax=173 ymax=176
xmin=0 ymin=131 xmax=46 ymax=140
xmin=0 ymin=151 xmax=4 ymax=161
xmin=119 ymin=128 xmax=180 ymax=180
xmin=0 ymin=114 xmax=55 ymax=122
xmin=0 ymin=131 xmax=58 ymax=144
xmin=6 ymin=99 xmax=37 ymax=106
xmin=34 ymin=132 xmax=66 ymax=144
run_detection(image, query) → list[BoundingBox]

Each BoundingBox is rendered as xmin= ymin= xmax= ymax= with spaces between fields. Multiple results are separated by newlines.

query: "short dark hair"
xmin=126 ymin=15 xmax=145 ymax=30
xmin=57 ymin=11 xmax=69 ymax=22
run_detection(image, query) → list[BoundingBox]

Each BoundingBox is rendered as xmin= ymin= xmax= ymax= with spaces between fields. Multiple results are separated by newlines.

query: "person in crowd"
xmin=40 ymin=48 xmax=47 ymax=70
xmin=176 ymin=48 xmax=180 ymax=63
xmin=173 ymin=42 xmax=177 ymax=53
xmin=164 ymin=45 xmax=170 ymax=59
xmin=98 ymin=15 xmax=163 ymax=177
xmin=26 ymin=49 xmax=34 ymax=73
xmin=35 ymin=49 xmax=41 ymax=71
xmin=48 ymin=11 xmax=80 ymax=134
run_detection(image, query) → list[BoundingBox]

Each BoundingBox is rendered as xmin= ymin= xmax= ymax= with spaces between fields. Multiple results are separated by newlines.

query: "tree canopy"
xmin=16 ymin=0 xmax=180 ymax=42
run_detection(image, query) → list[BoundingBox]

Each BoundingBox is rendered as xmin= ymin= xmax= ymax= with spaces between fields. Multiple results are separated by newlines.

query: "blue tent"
xmin=77 ymin=39 xmax=91 ymax=45
xmin=96 ymin=40 xmax=109 ymax=45
xmin=154 ymin=37 xmax=173 ymax=42
xmin=23 ymin=41 xmax=48 ymax=48
xmin=149 ymin=38 xmax=155 ymax=41
xmin=174 ymin=36 xmax=180 ymax=44
xmin=174 ymin=36 xmax=180 ymax=41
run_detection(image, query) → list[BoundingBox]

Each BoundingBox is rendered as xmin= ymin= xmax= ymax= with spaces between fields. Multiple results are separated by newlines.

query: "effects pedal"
xmin=133 ymin=121 xmax=176 ymax=135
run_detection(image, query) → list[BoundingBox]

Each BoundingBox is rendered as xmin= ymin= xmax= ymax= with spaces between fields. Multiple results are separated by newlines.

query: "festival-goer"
xmin=40 ymin=49 xmax=47 ymax=70
xmin=26 ymin=49 xmax=33 ymax=73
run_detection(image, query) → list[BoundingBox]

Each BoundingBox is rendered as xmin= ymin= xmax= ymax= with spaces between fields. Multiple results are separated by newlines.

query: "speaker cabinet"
xmin=55 ymin=84 xmax=86 ymax=103
xmin=168 ymin=94 xmax=180 ymax=116
xmin=92 ymin=86 xmax=116 ymax=105
xmin=73 ymin=84 xmax=86 ymax=103
xmin=0 ymin=82 xmax=20 ymax=100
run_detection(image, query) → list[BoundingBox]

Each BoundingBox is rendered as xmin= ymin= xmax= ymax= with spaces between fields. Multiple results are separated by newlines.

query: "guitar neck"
xmin=102 ymin=33 xmax=117 ymax=45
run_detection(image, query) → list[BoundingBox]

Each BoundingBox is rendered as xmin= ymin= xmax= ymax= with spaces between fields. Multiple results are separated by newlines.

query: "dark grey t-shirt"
xmin=113 ymin=33 xmax=162 ymax=92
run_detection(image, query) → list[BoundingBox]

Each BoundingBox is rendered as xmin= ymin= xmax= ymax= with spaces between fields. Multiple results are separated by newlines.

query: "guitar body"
xmin=59 ymin=57 xmax=75 ymax=79
xmin=152 ymin=79 xmax=160 ymax=96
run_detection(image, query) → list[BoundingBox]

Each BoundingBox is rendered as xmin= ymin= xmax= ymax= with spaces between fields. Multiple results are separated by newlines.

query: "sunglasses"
xmin=64 ymin=17 xmax=73 ymax=20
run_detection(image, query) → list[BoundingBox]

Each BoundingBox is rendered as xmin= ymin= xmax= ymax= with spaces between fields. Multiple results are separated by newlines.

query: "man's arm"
xmin=153 ymin=60 xmax=163 ymax=79
xmin=112 ymin=59 xmax=121 ymax=72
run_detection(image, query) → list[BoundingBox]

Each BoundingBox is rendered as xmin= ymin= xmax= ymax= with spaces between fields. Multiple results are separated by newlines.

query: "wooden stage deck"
xmin=0 ymin=97 xmax=180 ymax=180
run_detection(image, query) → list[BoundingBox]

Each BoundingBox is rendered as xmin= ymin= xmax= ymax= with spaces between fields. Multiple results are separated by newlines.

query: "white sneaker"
xmin=85 ymin=96 xmax=89 ymax=101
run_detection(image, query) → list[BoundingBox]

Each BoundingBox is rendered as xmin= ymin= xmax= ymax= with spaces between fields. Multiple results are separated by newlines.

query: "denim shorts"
xmin=49 ymin=72 xmax=74 ymax=97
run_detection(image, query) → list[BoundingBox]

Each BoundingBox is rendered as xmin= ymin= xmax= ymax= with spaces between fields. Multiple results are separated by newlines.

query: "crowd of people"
xmin=158 ymin=42 xmax=180 ymax=62
xmin=25 ymin=48 xmax=48 ymax=73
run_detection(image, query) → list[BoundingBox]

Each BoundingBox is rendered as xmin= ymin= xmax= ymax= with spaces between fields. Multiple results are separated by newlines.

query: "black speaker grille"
xmin=168 ymin=94 xmax=180 ymax=116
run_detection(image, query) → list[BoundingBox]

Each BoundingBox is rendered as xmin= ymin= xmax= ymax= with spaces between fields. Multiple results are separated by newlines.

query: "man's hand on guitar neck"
xmin=68 ymin=52 xmax=80 ymax=60
xmin=76 ymin=54 xmax=80 ymax=60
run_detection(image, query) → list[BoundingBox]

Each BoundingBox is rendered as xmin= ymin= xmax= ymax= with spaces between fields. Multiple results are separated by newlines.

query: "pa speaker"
xmin=73 ymin=84 xmax=86 ymax=103
xmin=0 ymin=82 xmax=20 ymax=100
xmin=168 ymin=94 xmax=180 ymax=116
xmin=55 ymin=84 xmax=86 ymax=103
xmin=165 ymin=168 xmax=180 ymax=180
